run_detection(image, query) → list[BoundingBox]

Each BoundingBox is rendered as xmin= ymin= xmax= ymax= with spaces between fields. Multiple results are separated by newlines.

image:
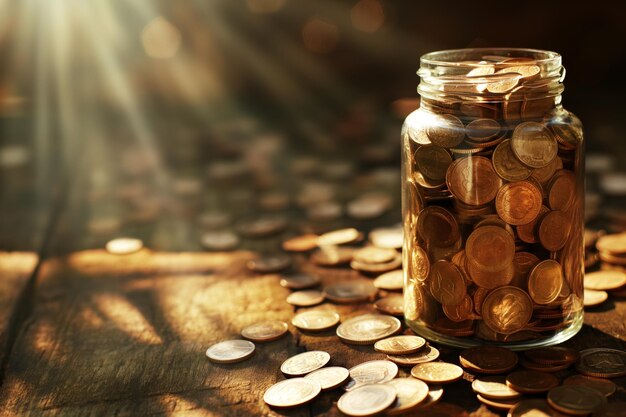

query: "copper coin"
xmin=410 ymin=245 xmax=431 ymax=282
xmin=576 ymin=348 xmax=626 ymax=378
xmin=584 ymin=270 xmax=626 ymax=290
xmin=493 ymin=139 xmax=532 ymax=181
xmin=426 ymin=113 xmax=465 ymax=148
xmin=281 ymin=234 xmax=319 ymax=252
xmin=498 ymin=65 xmax=541 ymax=79
xmin=374 ymin=270 xmax=404 ymax=291
xmin=429 ymin=260 xmax=467 ymax=305
xmin=538 ymin=210 xmax=571 ymax=251
xmin=237 ymin=217 xmax=287 ymax=238
xmin=323 ymin=281 xmax=377 ymax=304
xmin=547 ymin=385 xmax=607 ymax=416
xmin=443 ymin=295 xmax=474 ymax=322
xmin=584 ymin=289 xmax=609 ymax=307
xmin=516 ymin=205 xmax=549 ymax=244
xmin=510 ymin=251 xmax=540 ymax=289
xmin=280 ymin=351 xmax=331 ymax=376
xmin=311 ymin=247 xmax=354 ymax=266
xmin=431 ymin=318 xmax=475 ymax=337
xmin=415 ymin=144 xmax=453 ymax=183
xmin=351 ymin=254 xmax=403 ymax=274
xmin=304 ymin=366 xmax=350 ymax=391
xmin=519 ymin=357 xmax=572 ymax=373
xmin=459 ymin=346 xmax=518 ymax=374
xmin=336 ymin=314 xmax=401 ymax=345
xmin=338 ymin=384 xmax=397 ymax=416
xmin=476 ymin=395 xmax=521 ymax=411
xmin=200 ymin=231 xmax=240 ymax=251
xmin=280 ymin=273 xmax=321 ymax=290
xmin=467 ymin=261 xmax=515 ymax=289
xmin=511 ymin=121 xmax=558 ymax=168
xmin=292 ymin=310 xmax=340 ymax=331
xmin=263 ymin=378 xmax=321 ymax=408
xmin=562 ymin=375 xmax=616 ymax=397
xmin=385 ymin=378 xmax=430 ymax=415
xmin=495 ymin=180 xmax=543 ymax=226
xmin=411 ymin=362 xmax=464 ymax=384
xmin=466 ymin=118 xmax=501 ymax=142
xmin=241 ymin=320 xmax=289 ymax=342
xmin=596 ymin=232 xmax=626 ymax=255
xmin=206 ymin=339 xmax=255 ymax=364
xmin=547 ymin=170 xmax=576 ymax=211
xmin=447 ymin=156 xmax=501 ymax=206
xmin=353 ymin=247 xmax=399 ymax=265
xmin=506 ymin=370 xmax=559 ymax=394
xmin=369 ymin=226 xmax=403 ymax=249
xmin=374 ymin=335 xmax=426 ymax=355
xmin=528 ymin=260 xmax=563 ymax=305
xmin=374 ymin=295 xmax=404 ymax=316
xmin=387 ymin=346 xmax=440 ymax=366
xmin=508 ymin=399 xmax=556 ymax=417
xmin=417 ymin=206 xmax=460 ymax=247
xmin=524 ymin=347 xmax=579 ymax=365
xmin=345 ymin=360 xmax=399 ymax=390
xmin=531 ymin=156 xmax=563 ymax=185
xmin=472 ymin=376 xmax=522 ymax=400
xmin=317 ymin=228 xmax=361 ymax=246
xmin=247 ymin=254 xmax=292 ymax=273
xmin=482 ymin=286 xmax=533 ymax=334
xmin=286 ymin=290 xmax=324 ymax=307
xmin=466 ymin=225 xmax=515 ymax=272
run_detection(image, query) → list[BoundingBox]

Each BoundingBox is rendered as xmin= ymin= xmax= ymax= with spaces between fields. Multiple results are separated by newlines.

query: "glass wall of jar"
xmin=401 ymin=48 xmax=584 ymax=349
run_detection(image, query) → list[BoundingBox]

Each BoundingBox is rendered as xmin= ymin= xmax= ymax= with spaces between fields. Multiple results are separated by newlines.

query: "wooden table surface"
xmin=0 ymin=125 xmax=624 ymax=417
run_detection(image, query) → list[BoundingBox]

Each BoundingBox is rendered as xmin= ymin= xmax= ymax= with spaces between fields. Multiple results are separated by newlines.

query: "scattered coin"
xmin=304 ymin=366 xmax=350 ymax=391
xmin=447 ymin=156 xmax=501 ymax=206
xmin=205 ymin=339 xmax=255 ymax=364
xmin=336 ymin=314 xmax=401 ymax=345
xmin=505 ymin=370 xmax=559 ymax=394
xmin=241 ymin=321 xmax=289 ymax=342
xmin=584 ymin=289 xmax=609 ymax=307
xmin=562 ymin=375 xmax=616 ymax=397
xmin=311 ymin=247 xmax=354 ymax=266
xmin=323 ymin=281 xmax=377 ymax=304
xmin=317 ymin=228 xmax=361 ymax=247
xmin=596 ymin=232 xmax=626 ymax=255
xmin=426 ymin=113 xmax=465 ymax=148
xmin=523 ymin=347 xmax=579 ymax=365
xmin=584 ymin=270 xmax=626 ymax=290
xmin=576 ymin=348 xmax=626 ymax=378
xmin=353 ymin=247 xmax=399 ymax=265
xmin=263 ymin=377 xmax=321 ymax=408
xmin=279 ymin=273 xmax=321 ymax=290
xmin=200 ymin=231 xmax=240 ymax=250
xmin=338 ymin=384 xmax=397 ymax=417
xmin=594 ymin=402 xmax=626 ymax=417
xmin=429 ymin=260 xmax=467 ymax=305
xmin=292 ymin=310 xmax=340 ymax=332
xmin=105 ymin=237 xmax=144 ymax=255
xmin=476 ymin=394 xmax=521 ymax=411
xmin=538 ymin=210 xmax=571 ymax=252
xmin=511 ymin=121 xmax=558 ymax=168
xmin=387 ymin=345 xmax=440 ymax=366
xmin=280 ymin=351 xmax=331 ymax=377
xmin=374 ymin=295 xmax=404 ymax=316
xmin=373 ymin=270 xmax=404 ymax=291
xmin=345 ymin=360 xmax=399 ymax=391
xmin=281 ymin=234 xmax=320 ymax=252
xmin=247 ymin=254 xmax=292 ymax=273
xmin=459 ymin=346 xmax=518 ymax=374
xmin=369 ymin=226 xmax=403 ymax=249
xmin=351 ymin=255 xmax=403 ymax=274
xmin=411 ymin=362 xmax=464 ymax=384
xmin=508 ymin=399 xmax=555 ymax=417
xmin=286 ymin=290 xmax=324 ymax=307
xmin=374 ymin=335 xmax=426 ymax=355
xmin=547 ymin=385 xmax=607 ymax=416
xmin=547 ymin=170 xmax=576 ymax=211
xmin=237 ymin=217 xmax=287 ymax=238
xmin=472 ymin=376 xmax=522 ymax=400
xmin=385 ymin=378 xmax=430 ymax=415
xmin=492 ymin=139 xmax=532 ymax=181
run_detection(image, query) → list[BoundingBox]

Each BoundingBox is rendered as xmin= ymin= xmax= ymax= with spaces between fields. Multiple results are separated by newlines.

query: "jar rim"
xmin=420 ymin=48 xmax=561 ymax=68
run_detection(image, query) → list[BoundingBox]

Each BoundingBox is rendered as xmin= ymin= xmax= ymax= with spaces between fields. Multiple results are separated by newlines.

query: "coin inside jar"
xmin=336 ymin=314 xmax=401 ymax=345
xmin=481 ymin=286 xmax=533 ymax=334
xmin=528 ymin=260 xmax=563 ymax=305
xmin=511 ymin=121 xmax=558 ymax=168
xmin=446 ymin=156 xmax=501 ymax=206
xmin=547 ymin=170 xmax=576 ymax=211
xmin=241 ymin=321 xmax=289 ymax=342
xmin=338 ymin=384 xmax=397 ymax=417
xmin=410 ymin=362 xmax=464 ymax=384
xmin=304 ymin=366 xmax=350 ymax=391
xmin=495 ymin=180 xmax=543 ymax=225
xmin=459 ymin=346 xmax=518 ymax=374
xmin=409 ymin=245 xmax=431 ymax=282
xmin=466 ymin=118 xmax=501 ymax=142
xmin=374 ymin=335 xmax=426 ymax=355
xmin=280 ymin=351 xmax=331 ymax=377
xmin=205 ymin=339 xmax=255 ymax=364
xmin=466 ymin=225 xmax=515 ymax=272
xmin=292 ymin=310 xmax=340 ymax=332
xmin=263 ymin=378 xmax=321 ymax=408
xmin=373 ymin=270 xmax=404 ymax=291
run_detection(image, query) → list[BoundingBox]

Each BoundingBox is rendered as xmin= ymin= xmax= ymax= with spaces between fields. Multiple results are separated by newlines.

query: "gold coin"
xmin=387 ymin=345 xmax=440 ymax=366
xmin=263 ymin=377 xmax=321 ymax=407
xmin=336 ymin=314 xmax=401 ymax=345
xmin=411 ymin=362 xmax=464 ymax=384
xmin=459 ymin=346 xmax=518 ymax=374
xmin=415 ymin=144 xmax=453 ymax=183
xmin=374 ymin=270 xmax=404 ymax=291
xmin=280 ymin=351 xmax=331 ymax=376
xmin=562 ymin=375 xmax=616 ymax=397
xmin=523 ymin=347 xmax=579 ymax=365
xmin=345 ymin=360 xmax=399 ymax=390
xmin=247 ymin=254 xmax=292 ymax=273
xmin=584 ymin=289 xmax=609 ymax=307
xmin=429 ymin=260 xmax=467 ymax=305
xmin=584 ymin=270 xmax=626 ymax=290
xmin=292 ymin=310 xmax=340 ymax=331
xmin=482 ymin=286 xmax=533 ymax=334
xmin=493 ymin=140 xmax=532 ymax=181
xmin=547 ymin=385 xmax=607 ymax=416
xmin=205 ymin=339 xmax=255 ymax=364
xmin=426 ymin=113 xmax=465 ymax=148
xmin=447 ymin=156 xmax=502 ymax=206
xmin=506 ymin=370 xmax=559 ymax=394
xmin=353 ymin=247 xmax=399 ymax=265
xmin=495 ymin=180 xmax=543 ymax=225
xmin=286 ymin=290 xmax=324 ymax=307
xmin=338 ymin=384 xmax=397 ymax=416
xmin=443 ymin=295 xmax=474 ymax=322
xmin=280 ymin=273 xmax=321 ymax=290
xmin=547 ymin=170 xmax=576 ymax=211
xmin=417 ymin=206 xmax=460 ymax=247
xmin=510 ymin=251 xmax=540 ymax=289
xmin=374 ymin=335 xmax=427 ymax=355
xmin=105 ymin=237 xmax=143 ymax=255
xmin=281 ymin=234 xmax=319 ymax=252
xmin=516 ymin=205 xmax=549 ymax=244
xmin=374 ymin=295 xmax=404 ymax=316
xmin=466 ymin=225 xmax=515 ymax=272
xmin=241 ymin=321 xmax=289 ymax=342
xmin=317 ymin=228 xmax=361 ymax=246
xmin=311 ymin=247 xmax=354 ymax=266
xmin=511 ymin=121 xmax=558 ymax=168
xmin=538 ymin=210 xmax=571 ymax=251
xmin=304 ymin=366 xmax=350 ymax=391
xmin=467 ymin=261 xmax=514 ymax=289
xmin=476 ymin=394 xmax=521 ymax=411
xmin=200 ymin=231 xmax=240 ymax=251
xmin=575 ymin=348 xmax=626 ymax=378
xmin=509 ymin=399 xmax=556 ymax=417
xmin=528 ymin=260 xmax=563 ymax=305
xmin=466 ymin=118 xmax=501 ymax=142
xmin=596 ymin=232 xmax=626 ymax=255
xmin=472 ymin=376 xmax=521 ymax=400
xmin=385 ymin=378 xmax=430 ymax=415
xmin=551 ymin=114 xmax=583 ymax=150
xmin=410 ymin=245 xmax=431 ymax=282
xmin=350 ymin=254 xmax=403 ymax=274
xmin=323 ymin=281 xmax=377 ymax=304
xmin=466 ymin=65 xmax=495 ymax=77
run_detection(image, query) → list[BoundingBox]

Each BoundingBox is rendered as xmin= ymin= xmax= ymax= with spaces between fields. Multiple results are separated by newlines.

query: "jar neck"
xmin=417 ymin=48 xmax=565 ymax=106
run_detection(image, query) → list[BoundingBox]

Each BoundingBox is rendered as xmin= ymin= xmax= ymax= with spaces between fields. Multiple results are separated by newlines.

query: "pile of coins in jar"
xmin=403 ymin=58 xmax=584 ymax=342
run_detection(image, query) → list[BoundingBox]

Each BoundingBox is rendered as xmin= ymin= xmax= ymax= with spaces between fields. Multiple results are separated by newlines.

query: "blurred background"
xmin=1 ymin=0 xmax=625 ymax=252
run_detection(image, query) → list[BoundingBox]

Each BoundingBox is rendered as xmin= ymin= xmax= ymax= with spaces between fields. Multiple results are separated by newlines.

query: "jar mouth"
xmin=420 ymin=48 xmax=561 ymax=68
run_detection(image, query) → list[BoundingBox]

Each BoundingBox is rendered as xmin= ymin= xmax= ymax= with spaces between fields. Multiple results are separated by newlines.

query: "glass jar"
xmin=401 ymin=48 xmax=584 ymax=349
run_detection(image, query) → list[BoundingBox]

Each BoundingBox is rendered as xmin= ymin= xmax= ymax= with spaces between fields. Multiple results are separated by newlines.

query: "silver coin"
xmin=304 ymin=366 xmax=350 ymax=390
xmin=344 ymin=360 xmax=398 ymax=391
xmin=337 ymin=314 xmax=401 ymax=345
xmin=280 ymin=351 xmax=331 ymax=376
xmin=338 ymin=384 xmax=397 ymax=416
xmin=292 ymin=310 xmax=340 ymax=331
xmin=263 ymin=378 xmax=321 ymax=407
xmin=205 ymin=340 xmax=255 ymax=364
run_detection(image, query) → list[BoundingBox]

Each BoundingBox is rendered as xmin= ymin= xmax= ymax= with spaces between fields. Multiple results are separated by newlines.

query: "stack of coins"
xmin=403 ymin=56 xmax=584 ymax=343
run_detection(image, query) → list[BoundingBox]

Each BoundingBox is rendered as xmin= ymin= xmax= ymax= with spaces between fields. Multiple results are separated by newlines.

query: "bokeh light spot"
xmin=302 ymin=17 xmax=339 ymax=54
xmin=351 ymin=0 xmax=384 ymax=33
xmin=141 ymin=17 xmax=181 ymax=59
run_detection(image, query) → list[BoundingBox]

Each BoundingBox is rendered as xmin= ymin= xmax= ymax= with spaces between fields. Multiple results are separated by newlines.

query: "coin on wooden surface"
xmin=353 ymin=247 xmax=399 ymax=265
xmin=338 ymin=384 xmax=397 ymax=416
xmin=206 ymin=339 xmax=255 ymax=364
xmin=417 ymin=206 xmax=460 ymax=247
xmin=429 ymin=260 xmax=467 ymax=305
xmin=241 ymin=321 xmax=288 ymax=342
xmin=369 ymin=226 xmax=403 ymax=250
xmin=292 ymin=310 xmax=340 ymax=332
xmin=506 ymin=370 xmax=559 ymax=394
xmin=374 ymin=335 xmax=426 ymax=355
xmin=466 ymin=226 xmax=515 ymax=272
xmin=459 ymin=346 xmax=518 ymax=374
xmin=385 ymin=377 xmax=430 ymax=415
xmin=493 ymin=139 xmax=532 ymax=181
xmin=351 ymin=254 xmax=403 ymax=274
xmin=304 ymin=366 xmax=350 ymax=391
xmin=280 ymin=351 xmax=331 ymax=376
xmin=281 ymin=234 xmax=319 ymax=252
xmin=387 ymin=345 xmax=440 ymax=366
xmin=547 ymin=385 xmax=607 ymax=416
xmin=562 ymin=375 xmax=616 ymax=397
xmin=374 ymin=270 xmax=404 ymax=291
xmin=237 ymin=217 xmax=287 ymax=238
xmin=106 ymin=237 xmax=143 ymax=255
xmin=519 ymin=357 xmax=571 ymax=373
xmin=311 ymin=247 xmax=354 ymax=266
xmin=345 ymin=360 xmax=399 ymax=390
xmin=247 ymin=254 xmax=292 ymax=273
xmin=472 ymin=376 xmax=521 ymax=400
xmin=596 ymin=232 xmax=626 ymax=255
xmin=411 ymin=362 xmax=463 ymax=384
xmin=528 ymin=260 xmax=563 ymax=305
xmin=592 ymin=402 xmax=626 ymax=417
xmin=200 ymin=231 xmax=240 ymax=251
xmin=431 ymin=318 xmax=475 ymax=337
xmin=547 ymin=170 xmax=576 ymax=211
xmin=263 ymin=377 xmax=321 ymax=407
xmin=323 ymin=281 xmax=377 ymax=304
xmin=481 ymin=286 xmax=533 ymax=334
xmin=495 ymin=180 xmax=543 ymax=226
xmin=511 ymin=121 xmax=557 ymax=168
xmin=584 ymin=270 xmax=626 ymax=290
xmin=508 ymin=399 xmax=555 ymax=417
xmin=279 ymin=273 xmax=321 ymax=290
xmin=286 ymin=290 xmax=324 ymax=307
xmin=576 ymin=348 xmax=626 ymax=378
xmin=426 ymin=113 xmax=465 ymax=148
xmin=523 ymin=347 xmax=579 ymax=365
xmin=336 ymin=314 xmax=401 ymax=345
xmin=374 ymin=295 xmax=405 ymax=316
xmin=317 ymin=228 xmax=361 ymax=247
xmin=537 ymin=210 xmax=571 ymax=251
xmin=447 ymin=156 xmax=501 ymax=206
xmin=584 ymin=289 xmax=609 ymax=307
xmin=409 ymin=245 xmax=431 ymax=282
